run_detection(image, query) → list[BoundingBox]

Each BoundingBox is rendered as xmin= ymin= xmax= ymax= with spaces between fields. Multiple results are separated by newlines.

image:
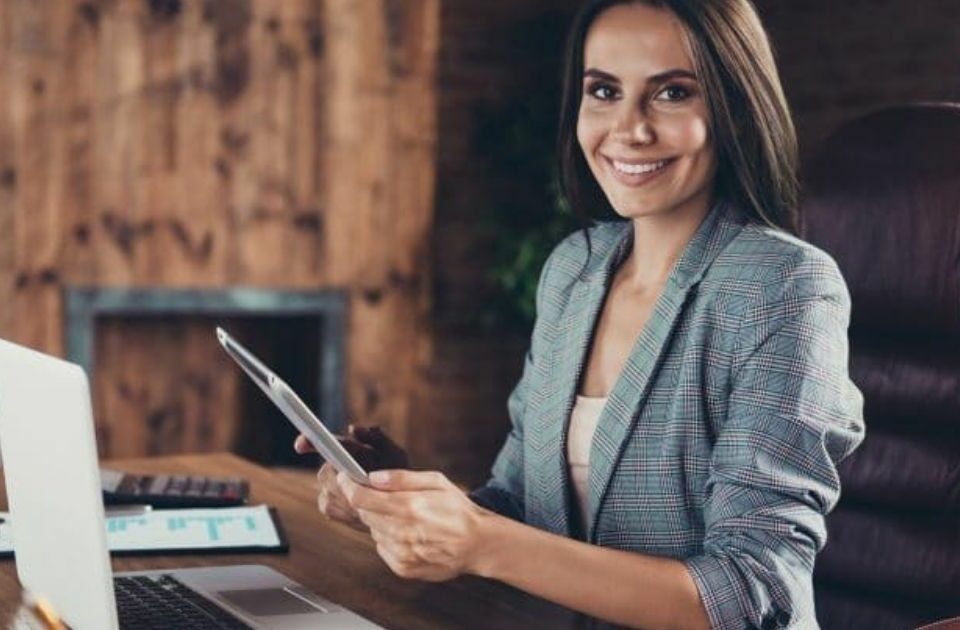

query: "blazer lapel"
xmin=585 ymin=203 xmax=747 ymax=541
xmin=531 ymin=227 xmax=632 ymax=537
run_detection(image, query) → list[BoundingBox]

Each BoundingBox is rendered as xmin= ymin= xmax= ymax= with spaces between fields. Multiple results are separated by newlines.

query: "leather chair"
xmin=801 ymin=104 xmax=960 ymax=629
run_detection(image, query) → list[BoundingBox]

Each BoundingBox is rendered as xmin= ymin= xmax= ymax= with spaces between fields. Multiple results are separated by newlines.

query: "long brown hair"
xmin=558 ymin=0 xmax=799 ymax=234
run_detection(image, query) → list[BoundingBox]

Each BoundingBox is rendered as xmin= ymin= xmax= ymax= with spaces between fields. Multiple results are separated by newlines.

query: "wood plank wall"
xmin=0 ymin=0 xmax=438 ymax=460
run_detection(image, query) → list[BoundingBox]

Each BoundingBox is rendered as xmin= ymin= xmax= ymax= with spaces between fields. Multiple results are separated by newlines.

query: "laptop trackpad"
xmin=217 ymin=588 xmax=325 ymax=617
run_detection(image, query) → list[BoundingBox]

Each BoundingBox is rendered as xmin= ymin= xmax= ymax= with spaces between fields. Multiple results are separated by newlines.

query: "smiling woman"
xmin=559 ymin=0 xmax=799 ymax=234
xmin=301 ymin=2 xmax=864 ymax=630
xmin=575 ymin=5 xmax=717 ymax=224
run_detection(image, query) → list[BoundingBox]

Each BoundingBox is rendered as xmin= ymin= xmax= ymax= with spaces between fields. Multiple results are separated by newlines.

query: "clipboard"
xmin=0 ymin=505 xmax=289 ymax=559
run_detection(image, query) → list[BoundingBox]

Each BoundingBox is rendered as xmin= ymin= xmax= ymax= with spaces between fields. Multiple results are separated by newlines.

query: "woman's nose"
xmin=611 ymin=107 xmax=656 ymax=146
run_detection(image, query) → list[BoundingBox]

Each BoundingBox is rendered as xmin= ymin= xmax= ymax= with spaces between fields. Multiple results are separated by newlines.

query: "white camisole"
xmin=567 ymin=395 xmax=608 ymax=529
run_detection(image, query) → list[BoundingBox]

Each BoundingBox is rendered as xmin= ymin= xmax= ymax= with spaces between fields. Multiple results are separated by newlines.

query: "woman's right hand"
xmin=293 ymin=425 xmax=408 ymax=531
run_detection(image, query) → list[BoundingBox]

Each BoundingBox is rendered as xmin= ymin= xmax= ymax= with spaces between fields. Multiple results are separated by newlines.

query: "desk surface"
xmin=0 ymin=453 xmax=585 ymax=629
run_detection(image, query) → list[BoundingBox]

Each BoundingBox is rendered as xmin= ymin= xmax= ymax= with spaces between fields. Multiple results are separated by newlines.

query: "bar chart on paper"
xmin=105 ymin=506 xmax=282 ymax=550
xmin=108 ymin=513 xmax=259 ymax=541
xmin=0 ymin=505 xmax=284 ymax=556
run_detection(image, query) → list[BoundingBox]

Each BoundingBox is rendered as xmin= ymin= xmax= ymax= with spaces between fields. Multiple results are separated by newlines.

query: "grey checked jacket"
xmin=471 ymin=202 xmax=865 ymax=630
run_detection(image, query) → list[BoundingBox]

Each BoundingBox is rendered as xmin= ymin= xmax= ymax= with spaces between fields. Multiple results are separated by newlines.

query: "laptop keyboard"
xmin=115 ymin=574 xmax=253 ymax=629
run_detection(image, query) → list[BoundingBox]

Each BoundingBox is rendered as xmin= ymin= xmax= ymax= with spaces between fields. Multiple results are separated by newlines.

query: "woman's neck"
xmin=619 ymin=195 xmax=714 ymax=292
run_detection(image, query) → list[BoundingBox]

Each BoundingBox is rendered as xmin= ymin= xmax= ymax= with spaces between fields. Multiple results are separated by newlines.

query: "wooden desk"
xmin=0 ymin=453 xmax=585 ymax=629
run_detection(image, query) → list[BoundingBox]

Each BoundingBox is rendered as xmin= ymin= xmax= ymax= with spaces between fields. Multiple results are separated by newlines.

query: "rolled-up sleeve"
xmin=684 ymin=251 xmax=865 ymax=629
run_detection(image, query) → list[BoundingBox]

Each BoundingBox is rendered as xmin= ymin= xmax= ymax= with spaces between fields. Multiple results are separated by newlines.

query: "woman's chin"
xmin=608 ymin=202 xmax=672 ymax=221
xmin=607 ymin=188 xmax=715 ymax=223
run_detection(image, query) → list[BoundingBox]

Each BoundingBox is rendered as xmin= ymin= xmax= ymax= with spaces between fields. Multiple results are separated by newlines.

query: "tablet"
xmin=215 ymin=328 xmax=371 ymax=486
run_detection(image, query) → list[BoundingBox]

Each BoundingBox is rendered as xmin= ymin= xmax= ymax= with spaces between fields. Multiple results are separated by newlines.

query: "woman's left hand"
xmin=337 ymin=469 xmax=497 ymax=582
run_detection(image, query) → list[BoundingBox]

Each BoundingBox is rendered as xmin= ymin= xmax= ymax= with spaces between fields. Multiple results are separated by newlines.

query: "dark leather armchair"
xmin=801 ymin=104 xmax=960 ymax=629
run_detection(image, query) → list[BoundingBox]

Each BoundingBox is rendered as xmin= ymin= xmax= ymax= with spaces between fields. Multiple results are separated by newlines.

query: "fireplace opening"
xmin=65 ymin=288 xmax=346 ymax=467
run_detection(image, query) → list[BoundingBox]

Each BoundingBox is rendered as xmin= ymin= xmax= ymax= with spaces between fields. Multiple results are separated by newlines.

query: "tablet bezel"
xmin=216 ymin=328 xmax=370 ymax=486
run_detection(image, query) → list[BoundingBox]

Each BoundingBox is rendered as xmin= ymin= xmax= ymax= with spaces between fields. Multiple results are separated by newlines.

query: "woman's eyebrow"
xmin=648 ymin=68 xmax=698 ymax=83
xmin=583 ymin=68 xmax=620 ymax=82
xmin=582 ymin=68 xmax=698 ymax=83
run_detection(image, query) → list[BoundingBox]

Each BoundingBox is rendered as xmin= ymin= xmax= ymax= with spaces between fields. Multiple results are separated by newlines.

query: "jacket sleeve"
xmin=469 ymin=244 xmax=561 ymax=521
xmin=683 ymin=249 xmax=865 ymax=630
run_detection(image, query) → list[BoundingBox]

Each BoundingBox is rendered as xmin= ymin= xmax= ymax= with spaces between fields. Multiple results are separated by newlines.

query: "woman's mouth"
xmin=604 ymin=156 xmax=675 ymax=186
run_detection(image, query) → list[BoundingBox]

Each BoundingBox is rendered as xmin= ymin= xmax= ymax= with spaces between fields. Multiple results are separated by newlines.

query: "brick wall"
xmin=422 ymin=0 xmax=960 ymax=485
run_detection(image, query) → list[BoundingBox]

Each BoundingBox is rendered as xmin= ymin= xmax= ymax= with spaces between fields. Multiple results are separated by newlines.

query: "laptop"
xmin=0 ymin=337 xmax=384 ymax=630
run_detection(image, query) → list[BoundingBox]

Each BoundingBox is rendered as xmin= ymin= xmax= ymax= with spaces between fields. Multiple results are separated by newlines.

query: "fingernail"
xmin=369 ymin=471 xmax=390 ymax=485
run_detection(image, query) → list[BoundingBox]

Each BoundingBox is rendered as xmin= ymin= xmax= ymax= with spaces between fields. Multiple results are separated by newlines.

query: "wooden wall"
xmin=0 ymin=0 xmax=438 ymax=460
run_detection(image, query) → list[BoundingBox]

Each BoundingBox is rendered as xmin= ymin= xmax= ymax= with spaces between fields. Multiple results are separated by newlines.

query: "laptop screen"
xmin=0 ymin=339 xmax=119 ymax=629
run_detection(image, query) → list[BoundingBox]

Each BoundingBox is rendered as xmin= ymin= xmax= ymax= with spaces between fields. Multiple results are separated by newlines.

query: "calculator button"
xmin=100 ymin=469 xmax=125 ymax=492
xmin=185 ymin=477 xmax=208 ymax=496
xmin=148 ymin=475 xmax=170 ymax=495
xmin=117 ymin=476 xmax=141 ymax=495
xmin=167 ymin=476 xmax=189 ymax=495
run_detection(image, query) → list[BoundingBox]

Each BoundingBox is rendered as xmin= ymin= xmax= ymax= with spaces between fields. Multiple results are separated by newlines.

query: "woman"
xmin=295 ymin=1 xmax=864 ymax=628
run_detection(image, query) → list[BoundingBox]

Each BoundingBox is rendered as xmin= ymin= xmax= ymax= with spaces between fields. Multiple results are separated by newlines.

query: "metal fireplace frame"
xmin=63 ymin=287 xmax=348 ymax=431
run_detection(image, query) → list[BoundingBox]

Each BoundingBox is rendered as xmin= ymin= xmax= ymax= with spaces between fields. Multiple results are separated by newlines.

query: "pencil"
xmin=30 ymin=597 xmax=66 ymax=630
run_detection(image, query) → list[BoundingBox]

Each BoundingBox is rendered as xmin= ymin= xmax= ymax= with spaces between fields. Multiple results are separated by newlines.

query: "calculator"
xmin=101 ymin=469 xmax=250 ymax=508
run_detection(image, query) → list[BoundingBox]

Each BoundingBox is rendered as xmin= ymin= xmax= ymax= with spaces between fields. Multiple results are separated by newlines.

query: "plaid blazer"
xmin=471 ymin=202 xmax=865 ymax=630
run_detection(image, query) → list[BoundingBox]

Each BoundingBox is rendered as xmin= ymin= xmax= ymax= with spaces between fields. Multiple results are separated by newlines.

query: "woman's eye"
xmin=655 ymin=84 xmax=693 ymax=102
xmin=586 ymin=83 xmax=619 ymax=101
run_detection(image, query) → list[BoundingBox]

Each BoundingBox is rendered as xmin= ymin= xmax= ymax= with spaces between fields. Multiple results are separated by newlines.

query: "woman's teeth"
xmin=612 ymin=159 xmax=669 ymax=175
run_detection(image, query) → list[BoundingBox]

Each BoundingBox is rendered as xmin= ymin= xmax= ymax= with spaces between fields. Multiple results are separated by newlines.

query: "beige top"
xmin=567 ymin=395 xmax=608 ymax=530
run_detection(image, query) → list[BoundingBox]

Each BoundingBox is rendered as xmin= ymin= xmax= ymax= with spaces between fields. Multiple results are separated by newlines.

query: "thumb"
xmin=368 ymin=469 xmax=448 ymax=491
xmin=293 ymin=434 xmax=316 ymax=453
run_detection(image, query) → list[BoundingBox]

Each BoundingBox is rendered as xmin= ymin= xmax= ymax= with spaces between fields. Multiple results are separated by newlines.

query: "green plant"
xmin=474 ymin=10 xmax=580 ymax=332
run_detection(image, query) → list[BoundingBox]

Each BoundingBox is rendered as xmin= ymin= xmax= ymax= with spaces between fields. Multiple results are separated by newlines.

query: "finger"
xmin=294 ymin=434 xmax=316 ymax=454
xmin=375 ymin=541 xmax=419 ymax=577
xmin=338 ymin=438 xmax=376 ymax=460
xmin=319 ymin=481 xmax=365 ymax=519
xmin=339 ymin=474 xmax=415 ymax=516
xmin=317 ymin=462 xmax=336 ymax=481
xmin=352 ymin=427 xmax=407 ymax=463
xmin=323 ymin=502 xmax=357 ymax=524
xmin=318 ymin=473 xmax=346 ymax=506
xmin=323 ymin=483 xmax=350 ymax=508
xmin=357 ymin=509 xmax=398 ymax=534
xmin=359 ymin=510 xmax=379 ymax=533
xmin=317 ymin=465 xmax=342 ymax=494
xmin=301 ymin=430 xmax=372 ymax=461
xmin=320 ymin=487 xmax=353 ymax=515
xmin=374 ymin=519 xmax=425 ymax=548
xmin=368 ymin=469 xmax=449 ymax=492
xmin=351 ymin=425 xmax=390 ymax=447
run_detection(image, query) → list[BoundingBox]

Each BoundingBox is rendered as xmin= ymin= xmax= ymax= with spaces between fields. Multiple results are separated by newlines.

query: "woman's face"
xmin=576 ymin=2 xmax=716 ymax=221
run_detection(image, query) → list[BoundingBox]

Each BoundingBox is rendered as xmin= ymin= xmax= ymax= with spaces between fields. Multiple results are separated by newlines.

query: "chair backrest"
xmin=800 ymin=103 xmax=960 ymax=629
